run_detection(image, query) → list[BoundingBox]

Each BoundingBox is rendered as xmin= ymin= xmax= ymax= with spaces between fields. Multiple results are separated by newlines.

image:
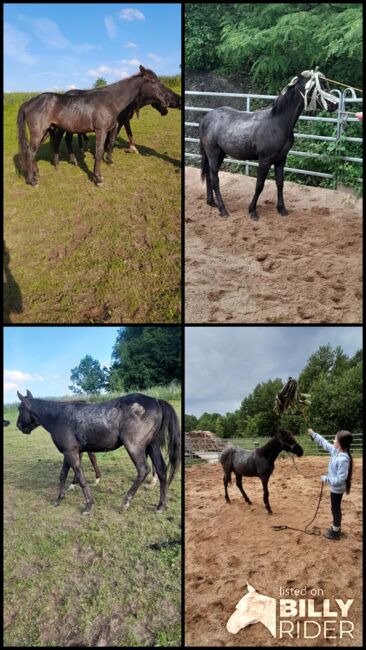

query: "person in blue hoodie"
xmin=307 ymin=428 xmax=353 ymax=540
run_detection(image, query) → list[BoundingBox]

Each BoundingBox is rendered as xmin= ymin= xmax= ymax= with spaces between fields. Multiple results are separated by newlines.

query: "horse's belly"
xmin=217 ymin=136 xmax=258 ymax=161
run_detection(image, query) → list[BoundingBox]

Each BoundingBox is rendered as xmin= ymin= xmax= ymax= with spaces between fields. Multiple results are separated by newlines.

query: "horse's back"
xmin=232 ymin=447 xmax=259 ymax=476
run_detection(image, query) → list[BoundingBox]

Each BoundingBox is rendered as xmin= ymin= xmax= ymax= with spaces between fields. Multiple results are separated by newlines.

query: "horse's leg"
xmin=209 ymin=150 xmax=229 ymax=218
xmin=248 ymin=160 xmax=271 ymax=220
xmin=67 ymin=450 xmax=93 ymax=515
xmin=54 ymin=457 xmax=71 ymax=506
xmin=261 ymin=476 xmax=272 ymax=514
xmin=223 ymin=476 xmax=231 ymax=503
xmin=68 ymin=451 xmax=84 ymax=490
xmin=150 ymin=462 xmax=158 ymax=487
xmin=105 ymin=123 xmax=119 ymax=164
xmin=235 ymin=474 xmax=252 ymax=505
xmin=65 ymin=133 xmax=78 ymax=166
xmin=122 ymin=447 xmax=150 ymax=511
xmin=125 ymin=118 xmax=139 ymax=154
xmin=274 ymin=159 xmax=288 ymax=216
xmin=93 ymin=130 xmax=106 ymax=184
xmin=27 ymin=131 xmax=47 ymax=185
xmin=148 ymin=445 xmax=167 ymax=512
xmin=50 ymin=129 xmax=65 ymax=170
xmin=88 ymin=452 xmax=102 ymax=486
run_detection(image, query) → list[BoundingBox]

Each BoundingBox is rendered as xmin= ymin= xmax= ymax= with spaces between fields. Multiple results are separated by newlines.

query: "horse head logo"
xmin=227 ymin=583 xmax=276 ymax=637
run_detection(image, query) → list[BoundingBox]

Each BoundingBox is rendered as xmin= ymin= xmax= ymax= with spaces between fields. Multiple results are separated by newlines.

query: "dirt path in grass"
xmin=185 ymin=167 xmax=362 ymax=323
xmin=185 ymin=457 xmax=362 ymax=646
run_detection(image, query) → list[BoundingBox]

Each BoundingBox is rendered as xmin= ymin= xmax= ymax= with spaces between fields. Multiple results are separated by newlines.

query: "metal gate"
xmin=185 ymin=88 xmax=362 ymax=184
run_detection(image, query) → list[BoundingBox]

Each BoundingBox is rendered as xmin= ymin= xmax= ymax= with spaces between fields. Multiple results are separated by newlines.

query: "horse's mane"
xmin=271 ymin=76 xmax=304 ymax=115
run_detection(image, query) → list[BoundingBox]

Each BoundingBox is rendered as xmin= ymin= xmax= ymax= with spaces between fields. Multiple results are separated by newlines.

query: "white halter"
xmin=281 ymin=68 xmax=339 ymax=111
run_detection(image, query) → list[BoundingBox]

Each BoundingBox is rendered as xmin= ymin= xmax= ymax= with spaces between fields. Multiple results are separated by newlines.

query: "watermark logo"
xmin=227 ymin=583 xmax=354 ymax=639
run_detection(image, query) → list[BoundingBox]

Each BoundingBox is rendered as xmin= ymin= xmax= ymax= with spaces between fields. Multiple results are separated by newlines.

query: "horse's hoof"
xmin=277 ymin=207 xmax=288 ymax=217
xmin=156 ymin=506 xmax=165 ymax=514
xmin=219 ymin=211 xmax=229 ymax=218
xmin=53 ymin=499 xmax=62 ymax=507
xmin=81 ymin=506 xmax=92 ymax=516
xmin=68 ymin=483 xmax=77 ymax=491
xmin=207 ymin=200 xmax=218 ymax=208
xmin=250 ymin=214 xmax=259 ymax=221
xmin=105 ymin=159 xmax=113 ymax=165
xmin=94 ymin=478 xmax=101 ymax=486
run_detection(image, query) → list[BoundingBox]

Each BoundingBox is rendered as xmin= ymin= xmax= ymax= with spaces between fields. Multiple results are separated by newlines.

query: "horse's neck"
xmin=260 ymin=437 xmax=282 ymax=462
xmin=109 ymin=76 xmax=144 ymax=108
xmin=31 ymin=399 xmax=63 ymax=427
xmin=277 ymin=92 xmax=304 ymax=133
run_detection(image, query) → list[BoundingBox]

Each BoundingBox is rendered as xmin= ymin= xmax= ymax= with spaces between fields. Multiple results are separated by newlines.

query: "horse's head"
xmin=16 ymin=390 xmax=40 ymax=434
xmin=276 ymin=429 xmax=304 ymax=457
xmin=295 ymin=70 xmax=339 ymax=113
xmin=138 ymin=65 xmax=169 ymax=115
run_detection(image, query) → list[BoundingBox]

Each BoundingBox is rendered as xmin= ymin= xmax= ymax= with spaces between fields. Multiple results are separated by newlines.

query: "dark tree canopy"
xmin=186 ymin=3 xmax=362 ymax=92
xmin=185 ymin=343 xmax=363 ymax=437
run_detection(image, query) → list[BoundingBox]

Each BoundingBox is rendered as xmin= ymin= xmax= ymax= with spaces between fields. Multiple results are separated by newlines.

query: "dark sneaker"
xmin=324 ymin=528 xmax=341 ymax=540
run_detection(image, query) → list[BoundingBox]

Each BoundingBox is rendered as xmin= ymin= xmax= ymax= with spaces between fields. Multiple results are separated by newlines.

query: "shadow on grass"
xmin=3 ymin=243 xmax=22 ymax=323
xmin=12 ymin=139 xmax=96 ymax=184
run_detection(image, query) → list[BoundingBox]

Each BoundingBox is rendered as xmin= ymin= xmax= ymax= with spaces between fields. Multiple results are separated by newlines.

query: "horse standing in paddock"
xmin=220 ymin=429 xmax=303 ymax=513
xmin=16 ymin=390 xmax=180 ymax=515
xmin=200 ymin=69 xmax=338 ymax=220
xmin=17 ymin=66 xmax=169 ymax=186
xmin=50 ymin=82 xmax=181 ymax=165
xmin=59 ymin=84 xmax=182 ymax=163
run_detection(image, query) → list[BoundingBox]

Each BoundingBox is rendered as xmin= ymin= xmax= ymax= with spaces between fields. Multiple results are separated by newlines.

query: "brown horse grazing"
xmin=17 ymin=66 xmax=169 ymax=186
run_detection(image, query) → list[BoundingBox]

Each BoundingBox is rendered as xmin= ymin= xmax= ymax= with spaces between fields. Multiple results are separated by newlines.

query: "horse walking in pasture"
xmin=16 ymin=390 xmax=180 ymax=515
xmin=17 ymin=66 xmax=169 ymax=186
xmin=220 ymin=429 xmax=303 ymax=513
xmin=200 ymin=69 xmax=338 ymax=220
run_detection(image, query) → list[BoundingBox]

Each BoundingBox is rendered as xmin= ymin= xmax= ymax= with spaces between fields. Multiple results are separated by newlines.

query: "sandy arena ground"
xmin=185 ymin=457 xmax=362 ymax=647
xmin=185 ymin=167 xmax=362 ymax=323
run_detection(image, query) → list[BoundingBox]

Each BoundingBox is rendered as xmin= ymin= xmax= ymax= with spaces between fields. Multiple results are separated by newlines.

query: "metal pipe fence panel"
xmin=184 ymin=88 xmax=363 ymax=184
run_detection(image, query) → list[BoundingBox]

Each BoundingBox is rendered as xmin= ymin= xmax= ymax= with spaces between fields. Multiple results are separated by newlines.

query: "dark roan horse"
xmin=17 ymin=66 xmax=169 ymax=186
xmin=199 ymin=69 xmax=338 ymax=220
xmin=220 ymin=429 xmax=303 ymax=513
xmin=56 ymin=84 xmax=181 ymax=164
xmin=16 ymin=390 xmax=180 ymax=515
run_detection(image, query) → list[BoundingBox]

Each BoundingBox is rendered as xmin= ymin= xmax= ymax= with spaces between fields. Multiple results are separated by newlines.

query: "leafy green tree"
xmin=185 ymin=414 xmax=198 ymax=431
xmin=109 ymin=327 xmax=181 ymax=391
xmin=239 ymin=378 xmax=283 ymax=437
xmin=69 ymin=355 xmax=106 ymax=394
xmin=93 ymin=78 xmax=107 ymax=88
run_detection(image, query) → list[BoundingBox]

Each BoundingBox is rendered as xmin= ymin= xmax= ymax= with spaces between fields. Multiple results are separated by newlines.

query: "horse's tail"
xmin=17 ymin=102 xmax=29 ymax=174
xmin=200 ymin=139 xmax=210 ymax=183
xmin=220 ymin=446 xmax=236 ymax=484
xmin=158 ymin=400 xmax=181 ymax=485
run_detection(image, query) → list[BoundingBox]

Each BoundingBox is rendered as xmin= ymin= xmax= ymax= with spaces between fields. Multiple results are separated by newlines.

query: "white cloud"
xmin=104 ymin=15 xmax=117 ymax=40
xmin=87 ymin=65 xmax=129 ymax=79
xmin=5 ymin=370 xmax=44 ymax=383
xmin=121 ymin=58 xmax=141 ymax=67
xmin=66 ymin=84 xmax=76 ymax=90
xmin=148 ymin=53 xmax=162 ymax=63
xmin=4 ymin=23 xmax=38 ymax=64
xmin=4 ymin=382 xmax=19 ymax=391
xmin=124 ymin=41 xmax=137 ymax=48
xmin=28 ymin=17 xmax=71 ymax=49
xmin=118 ymin=8 xmax=145 ymax=21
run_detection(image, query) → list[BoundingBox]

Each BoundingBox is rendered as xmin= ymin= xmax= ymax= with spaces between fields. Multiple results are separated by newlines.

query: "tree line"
xmin=185 ymin=344 xmax=363 ymax=438
xmin=69 ymin=327 xmax=181 ymax=394
xmin=186 ymin=3 xmax=362 ymax=92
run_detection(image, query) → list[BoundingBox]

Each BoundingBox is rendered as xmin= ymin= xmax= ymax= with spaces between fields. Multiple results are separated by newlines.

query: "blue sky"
xmin=4 ymin=326 xmax=123 ymax=403
xmin=4 ymin=3 xmax=181 ymax=92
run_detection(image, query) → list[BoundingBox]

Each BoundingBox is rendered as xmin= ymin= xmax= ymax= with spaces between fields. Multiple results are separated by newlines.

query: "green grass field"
xmin=4 ymin=80 xmax=181 ymax=324
xmin=4 ymin=399 xmax=181 ymax=646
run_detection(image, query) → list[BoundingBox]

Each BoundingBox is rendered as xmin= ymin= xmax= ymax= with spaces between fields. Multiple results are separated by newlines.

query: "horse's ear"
xmin=139 ymin=65 xmax=146 ymax=75
xmin=17 ymin=390 xmax=24 ymax=402
xmin=26 ymin=389 xmax=33 ymax=398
